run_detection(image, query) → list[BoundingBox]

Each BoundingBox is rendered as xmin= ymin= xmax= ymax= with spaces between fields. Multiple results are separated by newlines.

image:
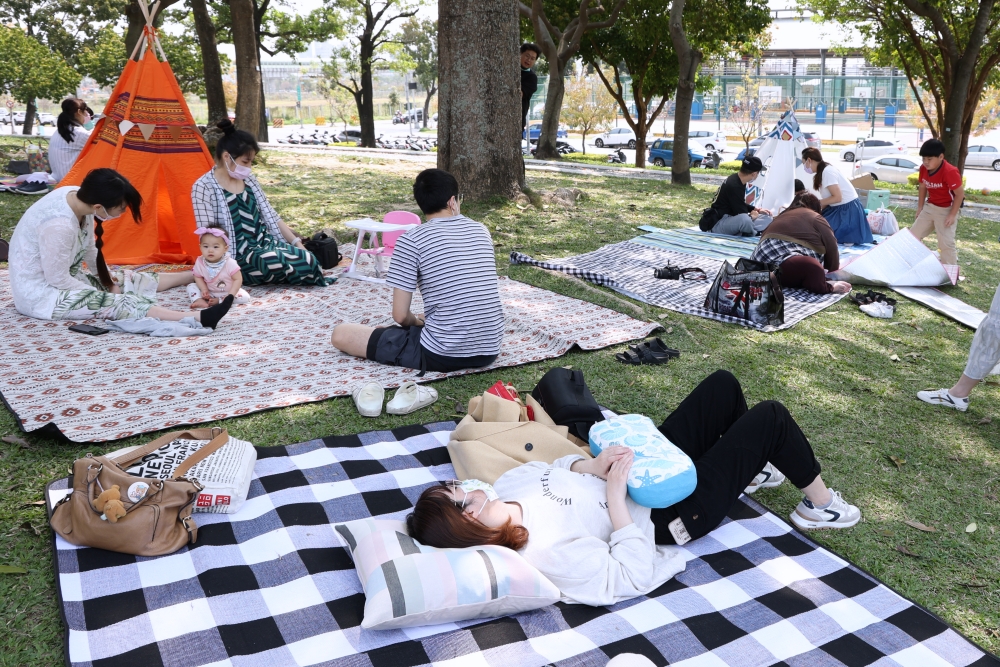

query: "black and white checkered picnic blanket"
xmin=512 ymin=241 xmax=847 ymax=332
xmin=47 ymin=424 xmax=998 ymax=667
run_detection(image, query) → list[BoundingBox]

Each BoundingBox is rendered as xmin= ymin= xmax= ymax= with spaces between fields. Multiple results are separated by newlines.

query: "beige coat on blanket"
xmin=448 ymin=391 xmax=592 ymax=484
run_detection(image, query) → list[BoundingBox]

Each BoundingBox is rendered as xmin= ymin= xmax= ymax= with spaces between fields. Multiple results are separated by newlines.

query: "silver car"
xmin=966 ymin=145 xmax=1000 ymax=171
xmin=858 ymin=155 xmax=919 ymax=184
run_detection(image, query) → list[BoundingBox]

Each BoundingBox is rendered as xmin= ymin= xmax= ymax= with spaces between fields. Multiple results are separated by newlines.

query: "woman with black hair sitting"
xmin=8 ymin=168 xmax=235 ymax=328
xmin=191 ymin=119 xmax=329 ymax=286
xmin=48 ymin=98 xmax=93 ymax=183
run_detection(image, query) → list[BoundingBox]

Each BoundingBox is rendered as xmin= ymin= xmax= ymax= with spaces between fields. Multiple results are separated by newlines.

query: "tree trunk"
xmin=22 ymin=99 xmax=37 ymax=137
xmin=535 ymin=65 xmax=566 ymax=160
xmin=422 ymin=84 xmax=436 ymax=129
xmin=634 ymin=107 xmax=648 ymax=169
xmin=191 ymin=0 xmax=228 ymax=125
xmin=257 ymin=70 xmax=269 ymax=141
xmin=358 ymin=42 xmax=376 ymax=147
xmin=668 ymin=0 xmax=702 ymax=185
xmin=439 ymin=0 xmax=523 ymax=199
xmin=230 ymin=0 xmax=262 ymax=135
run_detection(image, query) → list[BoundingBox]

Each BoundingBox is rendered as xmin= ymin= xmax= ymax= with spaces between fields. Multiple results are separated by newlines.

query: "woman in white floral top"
xmin=9 ymin=169 xmax=236 ymax=329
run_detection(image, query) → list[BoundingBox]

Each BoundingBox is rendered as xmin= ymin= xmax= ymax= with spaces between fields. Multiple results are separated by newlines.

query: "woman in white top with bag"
xmin=801 ymin=147 xmax=873 ymax=245
xmin=48 ymin=99 xmax=92 ymax=183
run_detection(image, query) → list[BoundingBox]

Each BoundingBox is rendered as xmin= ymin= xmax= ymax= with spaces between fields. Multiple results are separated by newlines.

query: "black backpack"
xmin=303 ymin=232 xmax=342 ymax=269
xmin=531 ymin=368 xmax=605 ymax=441
xmin=698 ymin=206 xmax=721 ymax=232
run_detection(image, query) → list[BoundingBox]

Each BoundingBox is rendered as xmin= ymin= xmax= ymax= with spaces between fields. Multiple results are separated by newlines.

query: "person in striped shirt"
xmin=331 ymin=169 xmax=504 ymax=373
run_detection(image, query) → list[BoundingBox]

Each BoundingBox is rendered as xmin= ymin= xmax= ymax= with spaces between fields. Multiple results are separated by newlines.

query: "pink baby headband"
xmin=194 ymin=227 xmax=230 ymax=246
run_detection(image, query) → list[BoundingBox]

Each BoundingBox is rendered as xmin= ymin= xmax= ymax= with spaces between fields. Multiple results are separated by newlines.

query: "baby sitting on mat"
xmin=187 ymin=227 xmax=251 ymax=309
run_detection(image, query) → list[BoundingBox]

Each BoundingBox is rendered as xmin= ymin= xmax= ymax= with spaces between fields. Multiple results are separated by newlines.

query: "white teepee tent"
xmin=745 ymin=110 xmax=810 ymax=213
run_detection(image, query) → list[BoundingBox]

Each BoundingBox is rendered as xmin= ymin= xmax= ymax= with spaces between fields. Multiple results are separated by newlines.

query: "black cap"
xmin=741 ymin=156 xmax=763 ymax=173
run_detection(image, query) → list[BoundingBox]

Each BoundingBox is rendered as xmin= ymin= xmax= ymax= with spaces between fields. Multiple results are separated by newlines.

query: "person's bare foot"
xmin=190 ymin=298 xmax=210 ymax=309
xmin=828 ymin=280 xmax=852 ymax=294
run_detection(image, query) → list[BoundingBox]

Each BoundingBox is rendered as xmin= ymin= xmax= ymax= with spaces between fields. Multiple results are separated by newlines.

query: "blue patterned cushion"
xmin=589 ymin=414 xmax=696 ymax=508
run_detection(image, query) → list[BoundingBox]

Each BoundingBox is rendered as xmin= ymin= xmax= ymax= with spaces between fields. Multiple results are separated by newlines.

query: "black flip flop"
xmin=629 ymin=338 xmax=680 ymax=360
xmin=615 ymin=346 xmax=669 ymax=365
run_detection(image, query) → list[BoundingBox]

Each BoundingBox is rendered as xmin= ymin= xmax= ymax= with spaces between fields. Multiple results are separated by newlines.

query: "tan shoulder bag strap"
xmin=171 ymin=429 xmax=231 ymax=479
xmin=109 ymin=428 xmax=227 ymax=472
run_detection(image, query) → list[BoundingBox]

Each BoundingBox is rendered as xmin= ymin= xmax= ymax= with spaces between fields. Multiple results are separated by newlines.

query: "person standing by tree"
xmin=520 ymin=43 xmax=540 ymax=138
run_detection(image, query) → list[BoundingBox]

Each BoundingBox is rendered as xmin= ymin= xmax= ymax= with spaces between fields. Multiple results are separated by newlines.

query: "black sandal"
xmin=615 ymin=346 xmax=669 ymax=365
xmin=629 ymin=337 xmax=681 ymax=360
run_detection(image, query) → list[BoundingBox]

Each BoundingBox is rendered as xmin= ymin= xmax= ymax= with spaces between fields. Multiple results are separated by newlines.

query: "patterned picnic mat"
xmin=0 ymin=271 xmax=658 ymax=442
xmin=45 ymin=423 xmax=999 ymax=667
xmin=511 ymin=241 xmax=847 ymax=333
xmin=634 ymin=226 xmax=885 ymax=262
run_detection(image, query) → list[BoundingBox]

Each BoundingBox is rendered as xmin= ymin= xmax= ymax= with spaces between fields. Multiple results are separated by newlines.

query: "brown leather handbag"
xmin=50 ymin=428 xmax=230 ymax=556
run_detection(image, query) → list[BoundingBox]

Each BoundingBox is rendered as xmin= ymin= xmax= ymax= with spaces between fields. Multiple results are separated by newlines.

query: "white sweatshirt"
xmin=493 ymin=455 xmax=686 ymax=606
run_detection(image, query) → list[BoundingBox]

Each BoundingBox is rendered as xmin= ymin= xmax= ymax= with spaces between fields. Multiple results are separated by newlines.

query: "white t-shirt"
xmin=814 ymin=166 xmax=858 ymax=207
xmin=493 ymin=455 xmax=686 ymax=606
xmin=48 ymin=125 xmax=91 ymax=183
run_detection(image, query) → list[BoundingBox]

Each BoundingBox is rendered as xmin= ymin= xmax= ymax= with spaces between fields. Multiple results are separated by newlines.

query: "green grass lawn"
xmin=1 ymin=144 xmax=999 ymax=664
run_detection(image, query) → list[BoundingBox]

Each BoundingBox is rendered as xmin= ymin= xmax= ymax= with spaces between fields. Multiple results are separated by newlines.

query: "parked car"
xmin=594 ymin=126 xmax=642 ymax=148
xmin=0 ymin=109 xmax=8 ymax=121
xmin=37 ymin=112 xmax=56 ymax=126
xmin=524 ymin=123 xmax=568 ymax=140
xmin=687 ymin=130 xmax=728 ymax=152
xmin=13 ymin=111 xmax=26 ymax=123
xmin=735 ymin=136 xmax=767 ymax=160
xmin=334 ymin=129 xmax=362 ymax=143
xmin=966 ymin=144 xmax=1000 ymax=170
xmin=802 ymin=132 xmax=822 ymax=150
xmin=648 ymin=139 xmax=704 ymax=169
xmin=857 ymin=155 xmax=920 ymax=184
xmin=839 ymin=138 xmax=906 ymax=162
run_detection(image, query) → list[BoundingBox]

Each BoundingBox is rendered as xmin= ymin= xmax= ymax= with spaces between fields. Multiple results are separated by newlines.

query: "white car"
xmin=13 ymin=111 xmax=26 ymax=123
xmin=966 ymin=144 xmax=1000 ymax=171
xmin=595 ymin=127 xmax=641 ymax=148
xmin=688 ymin=130 xmax=728 ymax=152
xmin=37 ymin=112 xmax=56 ymax=126
xmin=858 ymin=155 xmax=920 ymax=184
xmin=839 ymin=138 xmax=906 ymax=162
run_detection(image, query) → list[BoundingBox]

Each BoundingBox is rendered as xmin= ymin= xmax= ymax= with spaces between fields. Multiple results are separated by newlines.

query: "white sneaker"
xmin=744 ymin=463 xmax=785 ymax=494
xmin=859 ymin=302 xmax=894 ymax=318
xmin=917 ymin=388 xmax=969 ymax=412
xmin=790 ymin=489 xmax=861 ymax=530
xmin=386 ymin=381 xmax=438 ymax=415
xmin=352 ymin=382 xmax=384 ymax=417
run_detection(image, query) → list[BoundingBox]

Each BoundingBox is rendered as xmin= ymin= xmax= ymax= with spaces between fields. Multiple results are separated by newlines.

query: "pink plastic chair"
xmin=352 ymin=210 xmax=421 ymax=278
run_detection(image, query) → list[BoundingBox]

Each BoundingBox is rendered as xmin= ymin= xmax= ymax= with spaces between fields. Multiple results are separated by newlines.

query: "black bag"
xmin=303 ymin=232 xmax=342 ymax=269
xmin=698 ymin=206 xmax=721 ymax=232
xmin=531 ymin=368 xmax=604 ymax=441
xmin=704 ymin=258 xmax=785 ymax=327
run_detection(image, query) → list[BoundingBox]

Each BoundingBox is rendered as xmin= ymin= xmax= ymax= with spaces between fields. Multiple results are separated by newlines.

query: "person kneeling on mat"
xmin=407 ymin=371 xmax=861 ymax=607
xmin=750 ymin=193 xmax=851 ymax=294
xmin=330 ymin=168 xmax=504 ymax=373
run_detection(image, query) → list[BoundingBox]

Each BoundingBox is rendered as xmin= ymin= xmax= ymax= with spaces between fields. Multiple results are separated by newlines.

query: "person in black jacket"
xmin=709 ymin=156 xmax=773 ymax=236
xmin=520 ymin=43 xmax=540 ymax=137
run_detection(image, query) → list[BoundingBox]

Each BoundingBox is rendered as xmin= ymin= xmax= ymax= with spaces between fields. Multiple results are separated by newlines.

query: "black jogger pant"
xmin=649 ymin=370 xmax=822 ymax=544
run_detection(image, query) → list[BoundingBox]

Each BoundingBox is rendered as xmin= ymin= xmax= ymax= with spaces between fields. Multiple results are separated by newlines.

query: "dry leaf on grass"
xmin=454 ymin=402 xmax=466 ymax=415
xmin=966 ymin=522 xmax=978 ymax=533
xmin=878 ymin=530 xmax=894 ymax=537
xmin=957 ymin=582 xmax=987 ymax=588
xmin=0 ymin=565 xmax=28 ymax=574
xmin=977 ymin=417 xmax=991 ymax=425
xmin=904 ymin=520 xmax=937 ymax=533
xmin=658 ymin=313 xmax=669 ymax=319
xmin=888 ymin=455 xmax=906 ymax=470
xmin=889 ymin=354 xmax=900 ymax=362
xmin=702 ymin=354 xmax=709 ymax=359
xmin=22 ymin=500 xmax=45 ymax=507
xmin=666 ymin=327 xmax=673 ymax=334
xmin=1 ymin=435 xmax=29 ymax=447
xmin=896 ymin=545 xmax=921 ymax=558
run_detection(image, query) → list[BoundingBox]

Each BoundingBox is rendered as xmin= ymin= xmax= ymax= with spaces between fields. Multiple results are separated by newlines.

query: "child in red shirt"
xmin=911 ymin=138 xmax=964 ymax=265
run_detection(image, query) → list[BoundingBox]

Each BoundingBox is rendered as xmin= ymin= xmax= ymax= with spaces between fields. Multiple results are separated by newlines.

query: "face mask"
xmin=455 ymin=479 xmax=498 ymax=517
xmin=803 ymin=165 xmax=814 ymax=174
xmin=95 ymin=205 xmax=122 ymax=222
xmin=224 ymin=154 xmax=252 ymax=180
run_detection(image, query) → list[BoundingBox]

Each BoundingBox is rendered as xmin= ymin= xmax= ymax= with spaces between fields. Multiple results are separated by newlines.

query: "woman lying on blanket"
xmin=749 ymin=193 xmax=852 ymax=295
xmin=407 ymin=371 xmax=861 ymax=607
xmin=191 ymin=120 xmax=330 ymax=287
xmin=8 ymin=168 xmax=235 ymax=329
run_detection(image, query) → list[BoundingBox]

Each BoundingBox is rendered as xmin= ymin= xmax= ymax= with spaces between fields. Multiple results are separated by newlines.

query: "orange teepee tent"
xmin=59 ymin=0 xmax=214 ymax=265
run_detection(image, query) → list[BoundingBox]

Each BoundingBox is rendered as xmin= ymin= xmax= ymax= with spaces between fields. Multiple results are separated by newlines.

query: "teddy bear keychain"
xmin=95 ymin=484 xmax=127 ymax=523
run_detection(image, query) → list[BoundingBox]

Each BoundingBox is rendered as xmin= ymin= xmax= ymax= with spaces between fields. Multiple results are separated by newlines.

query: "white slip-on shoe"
xmin=386 ymin=382 xmax=438 ymax=415
xmin=744 ymin=462 xmax=786 ymax=494
xmin=790 ymin=489 xmax=861 ymax=530
xmin=352 ymin=382 xmax=384 ymax=417
xmin=916 ymin=388 xmax=969 ymax=412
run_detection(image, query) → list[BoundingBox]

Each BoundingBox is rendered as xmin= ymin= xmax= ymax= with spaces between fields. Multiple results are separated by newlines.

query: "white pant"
xmin=965 ymin=281 xmax=1000 ymax=380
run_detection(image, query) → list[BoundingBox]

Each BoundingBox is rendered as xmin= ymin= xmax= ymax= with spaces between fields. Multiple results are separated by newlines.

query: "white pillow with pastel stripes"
xmin=334 ymin=518 xmax=561 ymax=630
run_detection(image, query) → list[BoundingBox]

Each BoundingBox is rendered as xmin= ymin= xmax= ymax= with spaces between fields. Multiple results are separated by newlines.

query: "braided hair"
xmin=75 ymin=169 xmax=143 ymax=290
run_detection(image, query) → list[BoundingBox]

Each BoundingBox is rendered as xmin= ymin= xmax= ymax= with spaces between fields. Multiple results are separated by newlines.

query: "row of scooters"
xmin=375 ymin=135 xmax=437 ymax=151
xmin=276 ymin=130 xmax=341 ymax=145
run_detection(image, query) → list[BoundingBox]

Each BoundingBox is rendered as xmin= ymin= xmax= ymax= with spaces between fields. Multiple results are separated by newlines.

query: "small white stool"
xmin=341 ymin=218 xmax=419 ymax=283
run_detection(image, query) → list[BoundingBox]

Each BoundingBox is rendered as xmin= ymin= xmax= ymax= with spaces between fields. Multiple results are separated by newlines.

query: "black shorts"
xmin=366 ymin=326 xmax=497 ymax=373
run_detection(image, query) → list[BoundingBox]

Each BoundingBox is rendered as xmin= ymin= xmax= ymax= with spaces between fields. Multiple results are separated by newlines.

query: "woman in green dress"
xmin=191 ymin=119 xmax=331 ymax=286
